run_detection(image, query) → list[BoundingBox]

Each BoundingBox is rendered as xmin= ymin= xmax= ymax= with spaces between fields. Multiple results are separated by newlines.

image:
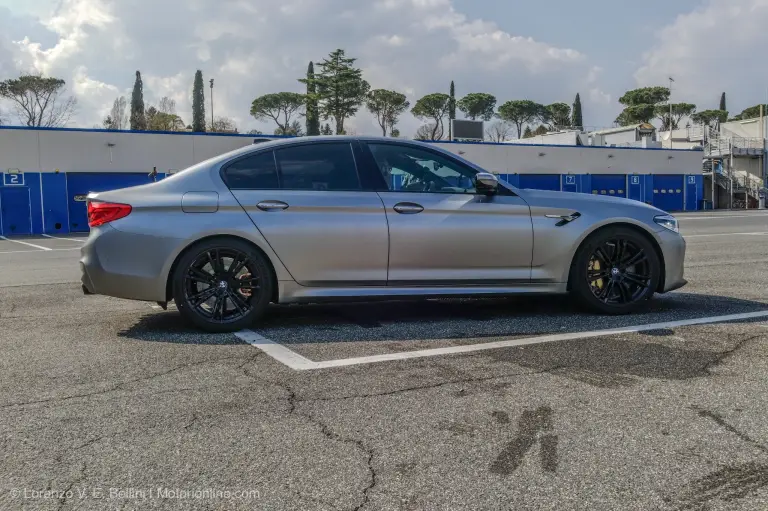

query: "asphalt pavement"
xmin=1 ymin=211 xmax=767 ymax=510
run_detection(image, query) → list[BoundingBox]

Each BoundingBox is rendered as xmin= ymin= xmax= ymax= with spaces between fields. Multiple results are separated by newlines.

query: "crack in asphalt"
xmin=694 ymin=407 xmax=768 ymax=454
xmin=703 ymin=334 xmax=764 ymax=372
xmin=297 ymin=365 xmax=565 ymax=403
xmin=239 ymin=360 xmax=376 ymax=511
xmin=0 ymin=355 xmax=249 ymax=410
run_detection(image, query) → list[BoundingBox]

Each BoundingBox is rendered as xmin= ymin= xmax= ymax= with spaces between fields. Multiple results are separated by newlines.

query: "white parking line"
xmin=239 ymin=310 xmax=768 ymax=371
xmin=684 ymin=232 xmax=768 ymax=238
xmin=42 ymin=234 xmax=86 ymax=243
xmin=235 ymin=330 xmax=319 ymax=370
xmin=0 ymin=236 xmax=52 ymax=251
xmin=0 ymin=248 xmax=80 ymax=254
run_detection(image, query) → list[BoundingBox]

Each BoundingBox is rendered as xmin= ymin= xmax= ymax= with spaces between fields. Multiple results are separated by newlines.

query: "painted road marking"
xmin=42 ymin=234 xmax=86 ymax=243
xmin=0 ymin=236 xmax=52 ymax=251
xmin=685 ymin=232 xmax=768 ymax=238
xmin=0 ymin=248 xmax=81 ymax=254
xmin=240 ymin=310 xmax=768 ymax=371
xmin=235 ymin=330 xmax=319 ymax=370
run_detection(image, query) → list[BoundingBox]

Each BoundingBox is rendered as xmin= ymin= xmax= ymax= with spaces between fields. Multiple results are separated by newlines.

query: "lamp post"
xmin=668 ymin=76 xmax=674 ymax=133
xmin=209 ymin=78 xmax=214 ymax=131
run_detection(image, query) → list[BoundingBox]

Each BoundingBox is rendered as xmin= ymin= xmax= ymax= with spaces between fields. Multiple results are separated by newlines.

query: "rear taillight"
xmin=87 ymin=200 xmax=132 ymax=227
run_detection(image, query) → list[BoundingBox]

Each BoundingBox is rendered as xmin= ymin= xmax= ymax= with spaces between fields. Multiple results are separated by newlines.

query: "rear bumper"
xmin=657 ymin=229 xmax=687 ymax=293
xmin=80 ymin=225 xmax=182 ymax=302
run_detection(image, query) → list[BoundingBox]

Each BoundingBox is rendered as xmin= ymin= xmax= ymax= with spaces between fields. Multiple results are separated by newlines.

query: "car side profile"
xmin=80 ymin=136 xmax=687 ymax=332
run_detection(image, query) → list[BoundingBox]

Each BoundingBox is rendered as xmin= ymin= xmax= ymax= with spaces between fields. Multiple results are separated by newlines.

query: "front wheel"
xmin=570 ymin=227 xmax=661 ymax=315
xmin=172 ymin=239 xmax=273 ymax=333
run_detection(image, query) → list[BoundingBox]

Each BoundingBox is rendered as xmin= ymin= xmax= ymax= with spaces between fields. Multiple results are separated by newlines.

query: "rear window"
xmin=274 ymin=143 xmax=360 ymax=191
xmin=222 ymin=151 xmax=279 ymax=189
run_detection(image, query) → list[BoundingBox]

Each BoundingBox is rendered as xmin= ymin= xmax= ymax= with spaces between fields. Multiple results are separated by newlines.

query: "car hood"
xmin=516 ymin=187 xmax=665 ymax=215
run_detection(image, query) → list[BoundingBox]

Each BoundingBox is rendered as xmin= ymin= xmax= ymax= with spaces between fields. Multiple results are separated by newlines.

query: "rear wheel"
xmin=172 ymin=239 xmax=272 ymax=333
xmin=570 ymin=227 xmax=660 ymax=314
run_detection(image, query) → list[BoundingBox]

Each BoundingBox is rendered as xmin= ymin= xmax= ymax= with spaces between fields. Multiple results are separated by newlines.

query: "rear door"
xmin=226 ymin=141 xmax=389 ymax=286
xmin=365 ymin=142 xmax=533 ymax=284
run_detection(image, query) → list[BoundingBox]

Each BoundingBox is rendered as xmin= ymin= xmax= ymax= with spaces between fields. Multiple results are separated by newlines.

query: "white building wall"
xmin=0 ymin=127 xmax=701 ymax=177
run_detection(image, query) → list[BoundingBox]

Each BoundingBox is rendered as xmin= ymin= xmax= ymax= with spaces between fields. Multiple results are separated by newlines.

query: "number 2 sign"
xmin=3 ymin=172 xmax=24 ymax=186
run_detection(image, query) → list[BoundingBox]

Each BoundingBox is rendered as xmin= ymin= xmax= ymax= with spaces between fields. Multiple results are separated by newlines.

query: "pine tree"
xmin=719 ymin=92 xmax=726 ymax=112
xmin=305 ymin=62 xmax=320 ymax=136
xmin=572 ymin=93 xmax=583 ymax=129
xmin=130 ymin=71 xmax=147 ymax=130
xmin=448 ymin=80 xmax=456 ymax=140
xmin=192 ymin=70 xmax=206 ymax=132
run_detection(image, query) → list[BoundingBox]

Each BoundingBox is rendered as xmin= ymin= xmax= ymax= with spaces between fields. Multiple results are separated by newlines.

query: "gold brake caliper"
xmin=589 ymin=258 xmax=604 ymax=289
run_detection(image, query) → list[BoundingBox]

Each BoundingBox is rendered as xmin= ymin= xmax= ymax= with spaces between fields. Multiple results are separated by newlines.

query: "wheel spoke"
xmin=624 ymin=272 xmax=650 ymax=287
xmin=229 ymin=255 xmax=249 ymax=277
xmin=621 ymin=250 xmax=647 ymax=269
xmin=189 ymin=287 xmax=216 ymax=306
xmin=588 ymin=269 xmax=612 ymax=280
xmin=617 ymin=281 xmax=631 ymax=303
xmin=598 ymin=280 xmax=614 ymax=302
xmin=594 ymin=247 xmax=611 ymax=268
xmin=234 ymin=277 xmax=260 ymax=290
xmin=227 ymin=290 xmax=250 ymax=316
xmin=211 ymin=295 xmax=225 ymax=320
xmin=612 ymin=240 xmax=625 ymax=266
xmin=188 ymin=267 xmax=214 ymax=284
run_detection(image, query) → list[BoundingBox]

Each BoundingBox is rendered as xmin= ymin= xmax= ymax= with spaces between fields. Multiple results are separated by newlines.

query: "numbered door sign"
xmin=688 ymin=176 xmax=696 ymax=184
xmin=565 ymin=175 xmax=575 ymax=185
xmin=630 ymin=176 xmax=640 ymax=185
xmin=3 ymin=173 xmax=24 ymax=186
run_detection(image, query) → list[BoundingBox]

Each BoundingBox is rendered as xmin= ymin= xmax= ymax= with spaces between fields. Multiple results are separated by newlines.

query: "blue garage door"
xmin=519 ymin=174 xmax=560 ymax=191
xmin=591 ymin=175 xmax=627 ymax=198
xmin=67 ymin=173 xmax=153 ymax=232
xmin=0 ymin=187 xmax=32 ymax=236
xmin=652 ymin=175 xmax=684 ymax=212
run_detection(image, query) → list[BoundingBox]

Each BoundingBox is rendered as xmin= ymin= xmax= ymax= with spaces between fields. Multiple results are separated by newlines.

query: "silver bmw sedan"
xmin=80 ymin=136 xmax=686 ymax=333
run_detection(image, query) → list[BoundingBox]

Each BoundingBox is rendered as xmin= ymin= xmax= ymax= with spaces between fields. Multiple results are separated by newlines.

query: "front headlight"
xmin=654 ymin=214 xmax=679 ymax=233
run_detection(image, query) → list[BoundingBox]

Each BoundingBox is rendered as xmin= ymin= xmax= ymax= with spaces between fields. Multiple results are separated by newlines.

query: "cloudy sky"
xmin=0 ymin=0 xmax=766 ymax=136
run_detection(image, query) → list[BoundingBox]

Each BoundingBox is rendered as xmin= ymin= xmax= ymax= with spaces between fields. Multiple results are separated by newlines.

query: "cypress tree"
xmin=572 ymin=93 xmax=583 ymax=129
xmin=305 ymin=62 xmax=320 ymax=136
xmin=448 ymin=80 xmax=456 ymax=140
xmin=130 ymin=71 xmax=147 ymax=131
xmin=192 ymin=70 xmax=206 ymax=132
xmin=719 ymin=92 xmax=726 ymax=112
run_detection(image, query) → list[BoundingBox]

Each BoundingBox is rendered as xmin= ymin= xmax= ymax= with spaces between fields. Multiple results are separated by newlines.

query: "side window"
xmin=275 ymin=143 xmax=360 ymax=191
xmin=368 ymin=143 xmax=478 ymax=193
xmin=222 ymin=151 xmax=279 ymax=189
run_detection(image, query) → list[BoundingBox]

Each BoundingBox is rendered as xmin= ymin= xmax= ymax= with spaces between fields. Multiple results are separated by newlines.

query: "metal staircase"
xmin=703 ymin=125 xmax=764 ymax=207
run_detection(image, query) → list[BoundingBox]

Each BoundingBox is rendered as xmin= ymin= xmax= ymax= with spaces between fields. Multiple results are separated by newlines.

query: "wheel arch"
xmin=165 ymin=234 xmax=280 ymax=304
xmin=566 ymin=222 xmax=666 ymax=293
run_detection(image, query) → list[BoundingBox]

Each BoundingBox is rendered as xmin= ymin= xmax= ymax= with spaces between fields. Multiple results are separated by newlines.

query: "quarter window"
xmin=222 ymin=151 xmax=279 ymax=189
xmin=368 ymin=143 xmax=478 ymax=193
xmin=275 ymin=143 xmax=360 ymax=191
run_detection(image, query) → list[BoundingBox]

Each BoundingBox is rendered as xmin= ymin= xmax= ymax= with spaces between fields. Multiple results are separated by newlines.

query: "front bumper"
xmin=657 ymin=228 xmax=687 ymax=293
xmin=80 ymin=225 xmax=181 ymax=302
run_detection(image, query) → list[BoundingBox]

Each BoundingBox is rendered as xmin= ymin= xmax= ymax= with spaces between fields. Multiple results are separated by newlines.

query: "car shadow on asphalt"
xmin=117 ymin=292 xmax=768 ymax=348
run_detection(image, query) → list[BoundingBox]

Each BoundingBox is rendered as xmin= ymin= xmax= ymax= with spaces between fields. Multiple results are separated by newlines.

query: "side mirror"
xmin=475 ymin=172 xmax=499 ymax=195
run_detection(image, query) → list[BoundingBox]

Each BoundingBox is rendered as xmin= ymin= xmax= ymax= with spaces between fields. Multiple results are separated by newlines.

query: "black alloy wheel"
xmin=571 ymin=227 xmax=660 ymax=314
xmin=173 ymin=239 xmax=272 ymax=332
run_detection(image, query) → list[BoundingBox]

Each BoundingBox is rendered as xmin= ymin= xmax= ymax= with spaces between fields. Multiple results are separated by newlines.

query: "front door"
xmin=364 ymin=142 xmax=533 ymax=284
xmin=227 ymin=141 xmax=389 ymax=286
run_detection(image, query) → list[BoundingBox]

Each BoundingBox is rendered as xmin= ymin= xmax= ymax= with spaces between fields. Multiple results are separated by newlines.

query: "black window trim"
xmin=360 ymin=140 xmax=516 ymax=196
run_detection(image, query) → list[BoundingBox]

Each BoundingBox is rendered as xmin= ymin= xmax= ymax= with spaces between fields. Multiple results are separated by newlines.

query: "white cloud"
xmin=635 ymin=0 xmax=768 ymax=115
xmin=0 ymin=0 xmax=602 ymax=134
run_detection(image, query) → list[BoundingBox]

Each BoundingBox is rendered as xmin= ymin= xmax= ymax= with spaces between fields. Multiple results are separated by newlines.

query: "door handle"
xmin=393 ymin=202 xmax=424 ymax=214
xmin=256 ymin=200 xmax=289 ymax=211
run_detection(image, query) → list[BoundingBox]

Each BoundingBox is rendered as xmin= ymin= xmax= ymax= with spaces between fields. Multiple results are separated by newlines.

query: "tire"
xmin=172 ymin=238 xmax=273 ymax=333
xmin=569 ymin=226 xmax=661 ymax=315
